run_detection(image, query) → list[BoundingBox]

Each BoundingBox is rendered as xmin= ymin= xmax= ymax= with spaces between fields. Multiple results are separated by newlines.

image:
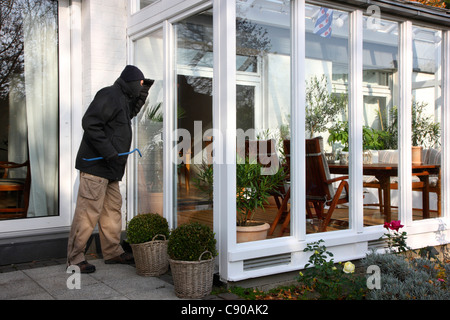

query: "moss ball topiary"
xmin=168 ymin=222 xmax=217 ymax=261
xmin=126 ymin=213 xmax=170 ymax=244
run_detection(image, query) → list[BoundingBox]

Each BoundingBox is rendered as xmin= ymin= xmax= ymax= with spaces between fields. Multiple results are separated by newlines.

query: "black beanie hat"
xmin=120 ymin=65 xmax=145 ymax=82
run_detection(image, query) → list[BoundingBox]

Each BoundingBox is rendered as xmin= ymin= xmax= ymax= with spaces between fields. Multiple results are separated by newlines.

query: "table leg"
xmin=421 ymin=175 xmax=430 ymax=219
xmin=377 ymin=175 xmax=391 ymax=222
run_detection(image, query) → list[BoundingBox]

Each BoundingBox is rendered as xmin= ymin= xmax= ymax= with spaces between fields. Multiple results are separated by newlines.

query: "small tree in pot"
xmin=168 ymin=222 xmax=217 ymax=299
xmin=126 ymin=213 xmax=170 ymax=276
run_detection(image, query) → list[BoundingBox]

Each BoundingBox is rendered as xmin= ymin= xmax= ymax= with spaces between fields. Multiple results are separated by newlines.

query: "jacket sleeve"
xmin=81 ymin=90 xmax=118 ymax=161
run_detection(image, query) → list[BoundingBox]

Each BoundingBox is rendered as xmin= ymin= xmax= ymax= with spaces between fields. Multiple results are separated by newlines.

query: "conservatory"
xmin=128 ymin=0 xmax=450 ymax=282
xmin=0 ymin=0 xmax=449 ymax=283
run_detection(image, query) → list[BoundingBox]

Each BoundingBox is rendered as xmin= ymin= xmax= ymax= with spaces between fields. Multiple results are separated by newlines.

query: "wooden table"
xmin=328 ymin=163 xmax=440 ymax=221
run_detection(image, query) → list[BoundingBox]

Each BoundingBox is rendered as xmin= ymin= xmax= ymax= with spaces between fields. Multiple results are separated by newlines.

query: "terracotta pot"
xmin=236 ymin=221 xmax=270 ymax=243
xmin=412 ymin=146 xmax=423 ymax=166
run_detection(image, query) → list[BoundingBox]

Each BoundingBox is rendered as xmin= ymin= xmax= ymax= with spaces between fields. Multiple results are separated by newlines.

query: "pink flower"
xmin=389 ymin=220 xmax=404 ymax=231
xmin=384 ymin=222 xmax=391 ymax=230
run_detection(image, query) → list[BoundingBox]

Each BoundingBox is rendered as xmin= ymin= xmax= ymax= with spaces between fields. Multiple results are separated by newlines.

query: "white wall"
xmin=81 ymin=0 xmax=128 ymax=110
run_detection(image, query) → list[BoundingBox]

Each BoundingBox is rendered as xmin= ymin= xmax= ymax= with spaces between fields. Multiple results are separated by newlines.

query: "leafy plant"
xmin=296 ymin=240 xmax=366 ymax=300
xmin=167 ymin=222 xmax=217 ymax=261
xmin=193 ymin=156 xmax=286 ymax=227
xmin=236 ymin=157 xmax=286 ymax=226
xmin=381 ymin=220 xmax=411 ymax=254
xmin=328 ymin=120 xmax=390 ymax=151
xmin=386 ymin=101 xmax=441 ymax=149
xmin=192 ymin=161 xmax=214 ymax=201
xmin=126 ymin=213 xmax=170 ymax=244
xmin=305 ymin=75 xmax=347 ymax=138
xmin=362 ymin=251 xmax=449 ymax=300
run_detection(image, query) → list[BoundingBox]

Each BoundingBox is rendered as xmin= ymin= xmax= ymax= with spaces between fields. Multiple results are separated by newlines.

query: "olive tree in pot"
xmin=167 ymin=222 xmax=217 ymax=299
xmin=126 ymin=213 xmax=170 ymax=276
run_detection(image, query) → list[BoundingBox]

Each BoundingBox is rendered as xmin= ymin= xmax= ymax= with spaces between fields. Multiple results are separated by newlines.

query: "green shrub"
xmin=168 ymin=222 xmax=217 ymax=261
xmin=126 ymin=213 xmax=169 ymax=244
xmin=362 ymin=251 xmax=450 ymax=300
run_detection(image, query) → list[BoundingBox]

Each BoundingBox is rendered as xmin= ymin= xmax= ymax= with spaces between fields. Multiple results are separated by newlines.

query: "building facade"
xmin=1 ymin=0 xmax=449 ymax=283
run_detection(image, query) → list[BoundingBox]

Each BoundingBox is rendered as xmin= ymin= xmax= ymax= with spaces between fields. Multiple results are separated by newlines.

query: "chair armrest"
xmin=326 ymin=175 xmax=349 ymax=184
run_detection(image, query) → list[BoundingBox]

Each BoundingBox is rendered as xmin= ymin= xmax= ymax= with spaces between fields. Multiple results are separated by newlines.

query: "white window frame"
xmin=127 ymin=0 xmax=450 ymax=282
xmin=0 ymin=0 xmax=78 ymax=238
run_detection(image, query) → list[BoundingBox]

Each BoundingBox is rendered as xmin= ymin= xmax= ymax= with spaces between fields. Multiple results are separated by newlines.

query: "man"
xmin=67 ymin=65 xmax=153 ymax=273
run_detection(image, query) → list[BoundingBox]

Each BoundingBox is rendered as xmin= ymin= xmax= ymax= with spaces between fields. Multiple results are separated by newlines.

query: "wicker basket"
xmin=130 ymin=235 xmax=169 ymax=276
xmin=169 ymin=251 xmax=215 ymax=299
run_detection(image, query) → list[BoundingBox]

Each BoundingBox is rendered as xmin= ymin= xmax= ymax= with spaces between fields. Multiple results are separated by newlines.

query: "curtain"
xmin=22 ymin=2 xmax=59 ymax=217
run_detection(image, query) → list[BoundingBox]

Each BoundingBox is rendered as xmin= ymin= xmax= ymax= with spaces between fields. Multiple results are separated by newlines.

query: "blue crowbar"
xmin=82 ymin=148 xmax=142 ymax=161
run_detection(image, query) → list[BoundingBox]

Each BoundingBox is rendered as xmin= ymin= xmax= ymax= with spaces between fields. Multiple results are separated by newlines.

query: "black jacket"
xmin=75 ymin=78 xmax=150 ymax=181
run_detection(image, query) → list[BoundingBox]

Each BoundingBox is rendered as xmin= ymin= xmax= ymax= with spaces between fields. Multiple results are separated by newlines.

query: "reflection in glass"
xmin=134 ymin=29 xmax=165 ymax=216
xmin=236 ymin=0 xmax=291 ymax=240
xmin=305 ymin=4 xmax=349 ymax=233
xmin=0 ymin=0 xmax=59 ymax=219
xmin=361 ymin=17 xmax=399 ymax=225
xmin=174 ymin=11 xmax=214 ymax=229
xmin=412 ymin=26 xmax=442 ymax=221
xmin=139 ymin=0 xmax=158 ymax=11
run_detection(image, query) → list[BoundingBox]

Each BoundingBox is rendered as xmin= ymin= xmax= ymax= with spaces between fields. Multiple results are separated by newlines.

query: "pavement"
xmin=0 ymin=257 xmax=239 ymax=301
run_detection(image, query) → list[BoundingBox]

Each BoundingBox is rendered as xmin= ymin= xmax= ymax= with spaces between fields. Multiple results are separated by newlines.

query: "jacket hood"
xmin=115 ymin=77 xmax=141 ymax=98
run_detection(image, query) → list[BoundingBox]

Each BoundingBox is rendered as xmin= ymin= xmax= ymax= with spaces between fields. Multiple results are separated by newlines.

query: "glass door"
xmin=173 ymin=9 xmax=214 ymax=229
xmin=134 ymin=29 xmax=165 ymax=217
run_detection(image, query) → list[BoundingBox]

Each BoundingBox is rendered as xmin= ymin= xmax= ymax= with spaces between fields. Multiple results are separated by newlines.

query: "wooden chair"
xmin=269 ymin=137 xmax=350 ymax=235
xmin=0 ymin=160 xmax=31 ymax=219
xmin=268 ymin=139 xmax=291 ymax=236
xmin=305 ymin=137 xmax=349 ymax=232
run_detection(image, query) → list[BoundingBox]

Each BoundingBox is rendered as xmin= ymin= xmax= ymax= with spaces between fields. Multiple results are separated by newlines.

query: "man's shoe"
xmin=70 ymin=261 xmax=96 ymax=274
xmin=104 ymin=252 xmax=134 ymax=264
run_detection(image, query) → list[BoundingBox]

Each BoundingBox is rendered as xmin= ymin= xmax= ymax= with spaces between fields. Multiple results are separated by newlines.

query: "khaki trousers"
xmin=67 ymin=172 xmax=124 ymax=265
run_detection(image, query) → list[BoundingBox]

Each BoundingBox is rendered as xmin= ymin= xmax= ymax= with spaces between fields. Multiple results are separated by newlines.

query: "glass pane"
xmin=174 ymin=10 xmax=214 ymax=229
xmin=0 ymin=0 xmax=59 ymax=220
xmin=362 ymin=17 xmax=399 ymax=225
xmin=412 ymin=26 xmax=442 ymax=221
xmin=139 ymin=0 xmax=159 ymax=11
xmin=134 ymin=29 xmax=164 ymax=216
xmin=305 ymin=4 xmax=349 ymax=233
xmin=236 ymin=0 xmax=291 ymax=241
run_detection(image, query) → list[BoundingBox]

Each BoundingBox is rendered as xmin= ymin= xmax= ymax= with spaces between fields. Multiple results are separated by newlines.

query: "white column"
xmin=399 ymin=21 xmax=413 ymax=225
xmin=348 ymin=10 xmax=364 ymax=232
xmin=290 ymin=0 xmax=306 ymax=240
xmin=441 ymin=30 xmax=450 ymax=224
xmin=213 ymin=0 xmax=237 ymax=281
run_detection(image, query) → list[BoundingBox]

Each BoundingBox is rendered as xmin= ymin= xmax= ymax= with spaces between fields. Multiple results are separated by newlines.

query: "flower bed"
xmin=222 ymin=222 xmax=449 ymax=300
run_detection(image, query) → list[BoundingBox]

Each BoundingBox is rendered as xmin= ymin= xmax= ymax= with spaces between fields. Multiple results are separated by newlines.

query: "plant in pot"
xmin=386 ymin=102 xmax=441 ymax=165
xmin=126 ymin=213 xmax=170 ymax=276
xmin=328 ymin=120 xmax=390 ymax=163
xmin=167 ymin=222 xmax=217 ymax=299
xmin=236 ymin=157 xmax=286 ymax=242
xmin=193 ymin=156 xmax=286 ymax=243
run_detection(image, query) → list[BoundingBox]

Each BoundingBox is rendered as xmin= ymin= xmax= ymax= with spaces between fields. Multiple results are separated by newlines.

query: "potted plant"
xmin=386 ymin=102 xmax=441 ymax=165
xmin=126 ymin=213 xmax=170 ymax=276
xmin=167 ymin=222 xmax=217 ymax=299
xmin=235 ymin=157 xmax=286 ymax=242
xmin=193 ymin=156 xmax=286 ymax=242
